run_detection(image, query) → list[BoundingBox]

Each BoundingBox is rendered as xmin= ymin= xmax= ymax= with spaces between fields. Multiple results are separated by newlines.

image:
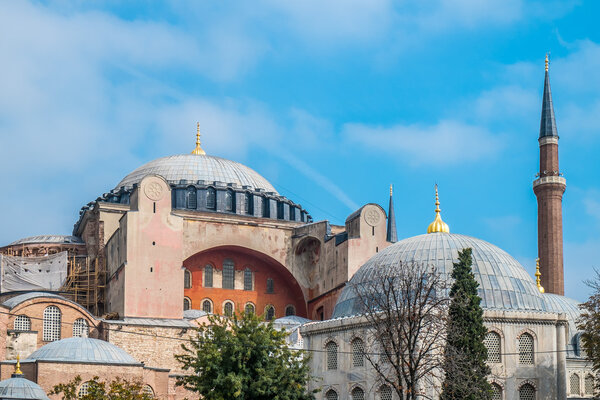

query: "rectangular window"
xmin=223 ymin=260 xmax=235 ymax=289
xmin=266 ymin=278 xmax=274 ymax=294
xmin=244 ymin=269 xmax=253 ymax=291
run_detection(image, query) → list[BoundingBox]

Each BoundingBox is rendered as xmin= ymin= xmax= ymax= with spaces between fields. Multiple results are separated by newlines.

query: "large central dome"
xmin=116 ymin=154 xmax=278 ymax=194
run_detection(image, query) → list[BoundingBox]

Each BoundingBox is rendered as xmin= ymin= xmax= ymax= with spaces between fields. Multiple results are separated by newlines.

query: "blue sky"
xmin=0 ymin=1 xmax=598 ymax=301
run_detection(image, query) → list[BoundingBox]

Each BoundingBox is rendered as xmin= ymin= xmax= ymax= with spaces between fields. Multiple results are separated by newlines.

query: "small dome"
xmin=2 ymin=292 xmax=68 ymax=309
xmin=0 ymin=375 xmax=49 ymax=400
xmin=116 ymin=154 xmax=278 ymax=194
xmin=8 ymin=235 xmax=83 ymax=246
xmin=26 ymin=338 xmax=139 ymax=365
xmin=333 ymin=233 xmax=546 ymax=318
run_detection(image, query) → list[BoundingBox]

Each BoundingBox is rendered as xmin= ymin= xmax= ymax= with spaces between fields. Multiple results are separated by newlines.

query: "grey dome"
xmin=26 ymin=338 xmax=139 ymax=365
xmin=0 ymin=375 xmax=49 ymax=400
xmin=333 ymin=233 xmax=547 ymax=318
xmin=8 ymin=235 xmax=83 ymax=246
xmin=116 ymin=154 xmax=278 ymax=193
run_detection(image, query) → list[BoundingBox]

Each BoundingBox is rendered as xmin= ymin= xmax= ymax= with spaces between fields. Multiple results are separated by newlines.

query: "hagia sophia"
xmin=0 ymin=57 xmax=591 ymax=400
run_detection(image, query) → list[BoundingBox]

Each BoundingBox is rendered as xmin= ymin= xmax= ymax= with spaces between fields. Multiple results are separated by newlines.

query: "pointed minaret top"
xmin=540 ymin=54 xmax=558 ymax=138
xmin=427 ymin=184 xmax=450 ymax=234
xmin=387 ymin=184 xmax=398 ymax=243
xmin=191 ymin=122 xmax=207 ymax=155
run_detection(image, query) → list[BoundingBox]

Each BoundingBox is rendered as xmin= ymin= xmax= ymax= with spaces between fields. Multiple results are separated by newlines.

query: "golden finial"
xmin=427 ymin=184 xmax=450 ymax=234
xmin=535 ymin=258 xmax=545 ymax=293
xmin=191 ymin=122 xmax=206 ymax=155
xmin=545 ymin=54 xmax=549 ymax=72
xmin=390 ymin=184 xmax=393 ymax=197
xmin=15 ymin=354 xmax=22 ymax=375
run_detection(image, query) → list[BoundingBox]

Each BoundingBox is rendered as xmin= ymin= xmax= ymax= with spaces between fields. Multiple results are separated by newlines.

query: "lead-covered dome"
xmin=26 ymin=338 xmax=139 ymax=365
xmin=333 ymin=233 xmax=547 ymax=318
xmin=0 ymin=375 xmax=49 ymax=400
xmin=116 ymin=154 xmax=278 ymax=194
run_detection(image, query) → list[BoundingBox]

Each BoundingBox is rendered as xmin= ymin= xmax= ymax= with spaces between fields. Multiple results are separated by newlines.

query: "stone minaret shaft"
xmin=533 ymin=56 xmax=566 ymax=295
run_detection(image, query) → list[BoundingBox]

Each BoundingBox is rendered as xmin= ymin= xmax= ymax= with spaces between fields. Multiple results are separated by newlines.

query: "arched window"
xmin=223 ymin=259 xmax=235 ymax=289
xmin=143 ymin=385 xmax=154 ymax=398
xmin=186 ymin=187 xmax=197 ymax=209
xmin=585 ymin=374 xmax=594 ymax=395
xmin=290 ymin=206 xmax=296 ymax=221
xmin=223 ymin=301 xmax=234 ymax=317
xmin=225 ymin=189 xmax=235 ymax=212
xmin=570 ymin=373 xmax=581 ymax=395
xmin=491 ymin=383 xmax=502 ymax=400
xmin=206 ymin=188 xmax=216 ymax=210
xmin=484 ymin=331 xmax=501 ymax=363
xmin=78 ymin=381 xmax=92 ymax=397
xmin=266 ymin=278 xmax=274 ymax=294
xmin=14 ymin=315 xmax=31 ymax=331
xmin=244 ymin=268 xmax=253 ymax=291
xmin=245 ymin=303 xmax=255 ymax=314
xmin=352 ymin=338 xmax=364 ymax=367
xmin=183 ymin=297 xmax=191 ymax=311
xmin=277 ymin=201 xmax=284 ymax=219
xmin=184 ymin=269 xmax=192 ymax=289
xmin=245 ymin=192 xmax=253 ymax=215
xmin=379 ymin=385 xmax=392 ymax=400
xmin=262 ymin=197 xmax=270 ymax=217
xmin=265 ymin=305 xmax=275 ymax=321
xmin=73 ymin=318 xmax=89 ymax=338
xmin=43 ymin=305 xmax=61 ymax=341
xmin=326 ymin=341 xmax=338 ymax=370
xmin=351 ymin=387 xmax=364 ymax=400
xmin=204 ymin=265 xmax=213 ymax=288
xmin=518 ymin=333 xmax=534 ymax=364
xmin=519 ymin=383 xmax=535 ymax=400
xmin=285 ymin=305 xmax=296 ymax=317
xmin=325 ymin=389 xmax=338 ymax=400
xmin=202 ymin=299 xmax=213 ymax=313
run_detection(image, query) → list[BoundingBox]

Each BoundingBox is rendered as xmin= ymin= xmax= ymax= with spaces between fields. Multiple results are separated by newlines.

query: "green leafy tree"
xmin=50 ymin=375 xmax=153 ymax=400
xmin=577 ymin=269 xmax=600 ymax=396
xmin=440 ymin=248 xmax=492 ymax=400
xmin=175 ymin=311 xmax=317 ymax=400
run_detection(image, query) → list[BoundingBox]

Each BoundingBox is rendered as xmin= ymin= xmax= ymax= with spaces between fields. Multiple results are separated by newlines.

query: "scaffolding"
xmin=60 ymin=256 xmax=106 ymax=316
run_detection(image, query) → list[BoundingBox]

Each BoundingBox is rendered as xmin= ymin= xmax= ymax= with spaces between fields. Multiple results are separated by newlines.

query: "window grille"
xmin=183 ymin=298 xmax=191 ymax=311
xmin=184 ymin=269 xmax=192 ymax=289
xmin=277 ymin=202 xmax=284 ymax=219
xmin=585 ymin=375 xmax=594 ymax=395
xmin=204 ymin=265 xmax=213 ymax=287
xmin=379 ymin=385 xmax=392 ymax=400
xmin=73 ymin=318 xmax=89 ymax=338
xmin=43 ymin=305 xmax=61 ymax=342
xmin=245 ymin=303 xmax=255 ymax=314
xmin=202 ymin=300 xmax=212 ymax=313
xmin=518 ymin=383 xmax=535 ymax=400
xmin=484 ymin=332 xmax=501 ymax=363
xmin=262 ymin=198 xmax=270 ymax=217
xmin=266 ymin=278 xmax=274 ymax=294
xmin=290 ymin=206 xmax=296 ymax=220
xmin=245 ymin=193 xmax=253 ymax=215
xmin=518 ymin=333 xmax=534 ymax=364
xmin=224 ymin=302 xmax=234 ymax=317
xmin=285 ymin=305 xmax=295 ymax=317
xmin=325 ymin=390 xmax=338 ymax=400
xmin=570 ymin=373 xmax=581 ymax=395
xmin=265 ymin=306 xmax=275 ymax=321
xmin=206 ymin=188 xmax=216 ymax=210
xmin=326 ymin=341 xmax=338 ymax=370
xmin=351 ymin=387 xmax=364 ymax=400
xmin=244 ymin=268 xmax=253 ymax=291
xmin=78 ymin=381 xmax=91 ymax=397
xmin=491 ymin=383 xmax=502 ymax=400
xmin=186 ymin=187 xmax=197 ymax=209
xmin=352 ymin=338 xmax=364 ymax=367
xmin=225 ymin=190 xmax=234 ymax=212
xmin=143 ymin=385 xmax=154 ymax=398
xmin=14 ymin=315 xmax=31 ymax=331
xmin=223 ymin=260 xmax=235 ymax=289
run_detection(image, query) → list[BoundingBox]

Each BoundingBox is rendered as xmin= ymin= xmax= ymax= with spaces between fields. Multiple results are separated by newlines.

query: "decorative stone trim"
xmin=539 ymin=136 xmax=559 ymax=146
xmin=533 ymin=176 xmax=566 ymax=188
xmin=486 ymin=326 xmax=505 ymax=339
xmin=518 ymin=379 xmax=538 ymax=390
xmin=517 ymin=328 xmax=538 ymax=340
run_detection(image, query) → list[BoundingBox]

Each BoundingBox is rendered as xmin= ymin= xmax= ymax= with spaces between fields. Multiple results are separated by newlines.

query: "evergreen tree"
xmin=440 ymin=248 xmax=492 ymax=400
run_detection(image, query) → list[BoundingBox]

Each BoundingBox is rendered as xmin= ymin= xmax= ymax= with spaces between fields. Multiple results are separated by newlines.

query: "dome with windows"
xmin=333 ymin=232 xmax=580 ymax=321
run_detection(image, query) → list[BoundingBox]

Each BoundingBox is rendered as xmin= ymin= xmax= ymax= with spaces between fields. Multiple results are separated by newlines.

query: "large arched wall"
xmin=183 ymin=246 xmax=307 ymax=319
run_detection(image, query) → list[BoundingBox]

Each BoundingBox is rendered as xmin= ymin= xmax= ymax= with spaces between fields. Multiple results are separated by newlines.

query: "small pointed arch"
xmin=518 ymin=332 xmax=535 ymax=365
xmin=351 ymin=337 xmax=365 ymax=367
xmin=201 ymin=298 xmax=213 ymax=313
xmin=285 ymin=304 xmax=296 ymax=317
xmin=223 ymin=300 xmax=235 ymax=317
xmin=244 ymin=192 xmax=254 ymax=215
xmin=350 ymin=386 xmax=364 ymax=400
xmin=518 ymin=382 xmax=536 ymax=400
xmin=206 ymin=187 xmax=216 ymax=210
xmin=325 ymin=388 xmax=338 ymax=400
xmin=484 ymin=330 xmax=502 ymax=363
xmin=325 ymin=340 xmax=338 ymax=370
xmin=379 ymin=384 xmax=393 ymax=400
xmin=265 ymin=305 xmax=275 ymax=321
xmin=225 ymin=189 xmax=235 ymax=212
xmin=585 ymin=374 xmax=595 ymax=395
xmin=491 ymin=382 xmax=503 ymax=400
xmin=570 ymin=372 xmax=581 ymax=395
xmin=245 ymin=302 xmax=255 ymax=315
xmin=186 ymin=186 xmax=197 ymax=209
xmin=183 ymin=297 xmax=191 ymax=311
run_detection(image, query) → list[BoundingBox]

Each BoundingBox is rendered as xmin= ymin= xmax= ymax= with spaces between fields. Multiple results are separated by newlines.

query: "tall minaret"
xmin=387 ymin=184 xmax=398 ymax=243
xmin=533 ymin=55 xmax=566 ymax=295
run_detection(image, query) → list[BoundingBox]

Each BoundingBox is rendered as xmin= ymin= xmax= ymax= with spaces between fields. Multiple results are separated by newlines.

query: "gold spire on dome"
xmin=535 ymin=258 xmax=545 ymax=293
xmin=191 ymin=122 xmax=206 ymax=155
xmin=545 ymin=54 xmax=549 ymax=72
xmin=427 ymin=184 xmax=450 ymax=234
xmin=15 ymin=354 xmax=22 ymax=375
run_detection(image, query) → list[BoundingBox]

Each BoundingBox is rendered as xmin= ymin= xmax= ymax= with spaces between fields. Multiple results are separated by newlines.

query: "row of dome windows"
xmin=13 ymin=306 xmax=89 ymax=341
xmin=184 ymin=264 xmax=276 ymax=293
xmin=183 ymin=297 xmax=296 ymax=321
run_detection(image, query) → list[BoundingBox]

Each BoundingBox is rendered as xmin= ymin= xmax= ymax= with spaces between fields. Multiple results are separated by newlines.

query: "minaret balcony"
xmin=533 ymin=175 xmax=566 ymax=188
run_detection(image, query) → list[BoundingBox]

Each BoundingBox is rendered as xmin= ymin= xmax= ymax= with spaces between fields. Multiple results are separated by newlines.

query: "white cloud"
xmin=343 ymin=120 xmax=504 ymax=165
xmin=473 ymin=86 xmax=539 ymax=122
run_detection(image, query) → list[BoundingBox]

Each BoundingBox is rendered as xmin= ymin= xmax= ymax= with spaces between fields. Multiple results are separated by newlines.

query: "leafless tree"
xmin=350 ymin=261 xmax=449 ymax=400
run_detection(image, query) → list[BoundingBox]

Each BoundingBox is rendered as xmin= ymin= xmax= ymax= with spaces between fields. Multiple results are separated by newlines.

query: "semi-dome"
xmin=333 ymin=233 xmax=548 ymax=318
xmin=116 ymin=154 xmax=278 ymax=194
xmin=26 ymin=338 xmax=139 ymax=365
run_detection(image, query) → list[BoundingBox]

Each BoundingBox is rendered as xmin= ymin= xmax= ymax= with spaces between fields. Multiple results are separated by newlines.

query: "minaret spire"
xmin=427 ymin=184 xmax=450 ymax=234
xmin=533 ymin=54 xmax=566 ymax=295
xmin=387 ymin=184 xmax=398 ymax=243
